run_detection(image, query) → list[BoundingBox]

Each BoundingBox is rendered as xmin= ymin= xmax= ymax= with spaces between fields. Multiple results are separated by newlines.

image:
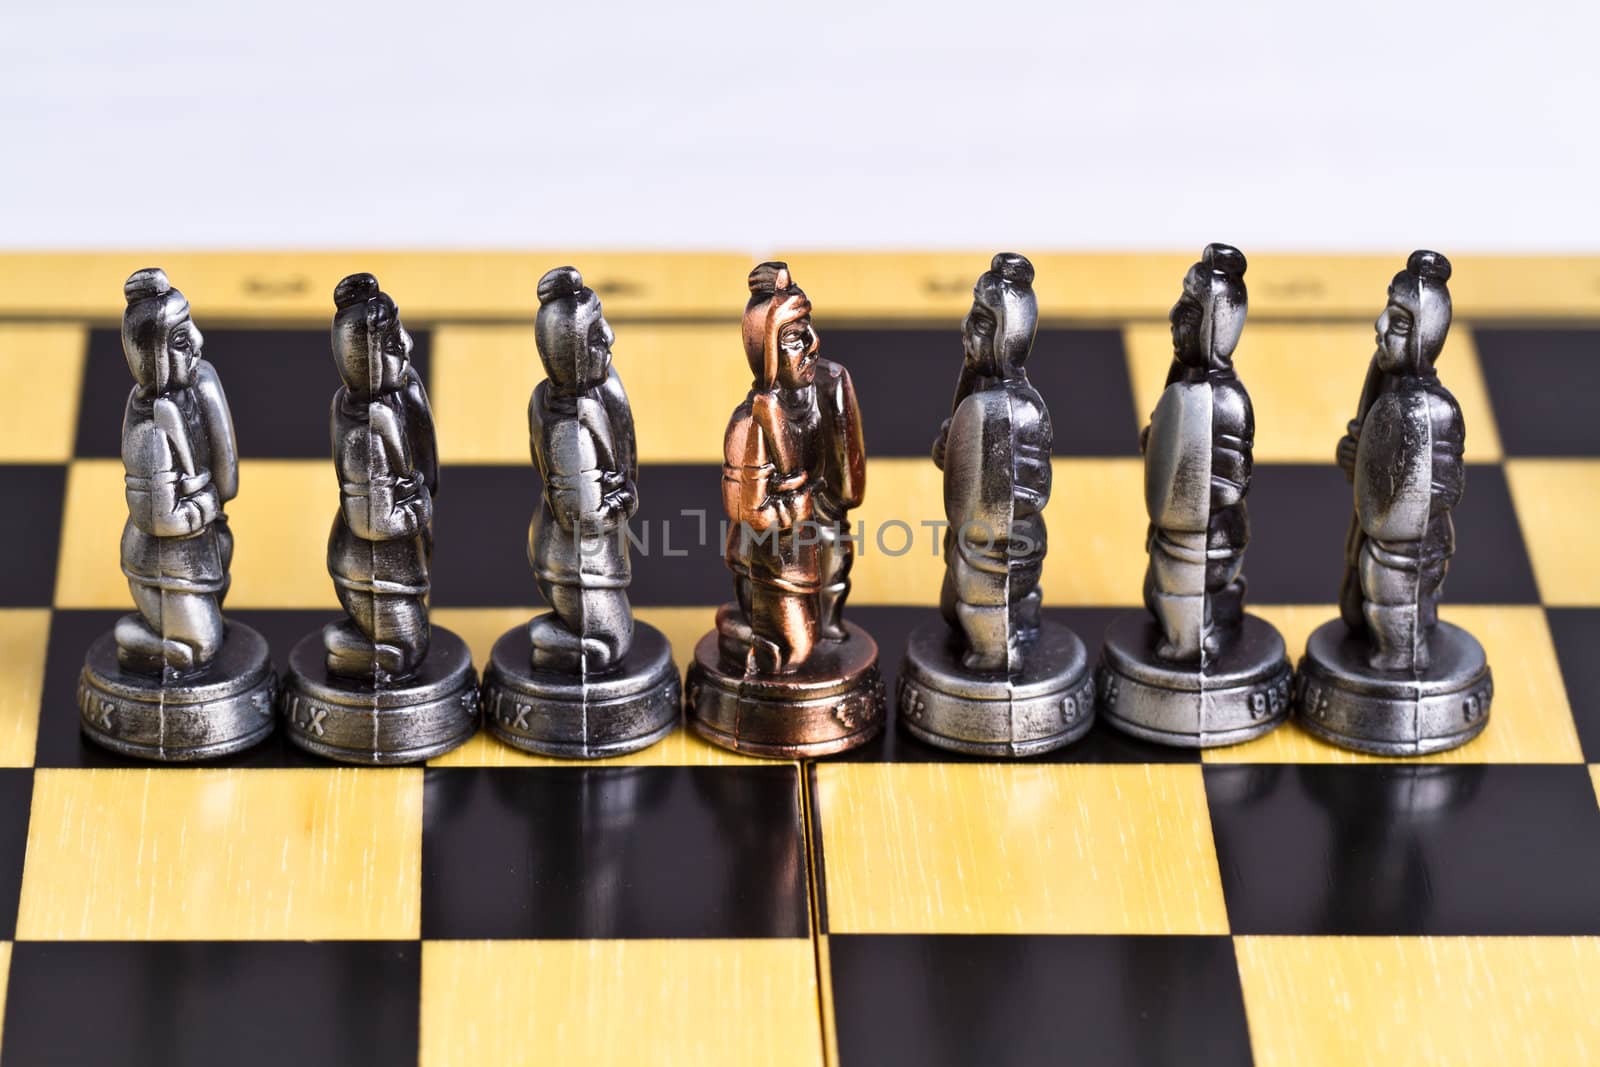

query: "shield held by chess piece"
xmin=1295 ymin=251 xmax=1492 ymax=755
xmin=897 ymin=253 xmax=1095 ymax=757
xmin=78 ymin=268 xmax=278 ymax=761
xmin=1096 ymin=244 xmax=1293 ymax=748
xmin=280 ymin=274 xmax=479 ymax=764
xmin=687 ymin=262 xmax=885 ymax=757
xmin=480 ymin=267 xmax=680 ymax=758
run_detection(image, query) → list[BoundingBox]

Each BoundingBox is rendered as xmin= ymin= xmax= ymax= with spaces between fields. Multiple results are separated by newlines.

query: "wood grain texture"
xmin=0 ymin=611 xmax=46 ymax=767
xmin=54 ymin=458 xmax=338 ymax=610
xmin=1125 ymin=322 xmax=1503 ymax=464
xmin=1506 ymin=459 xmax=1600 ymax=607
xmin=419 ymin=939 xmax=823 ymax=1067
xmin=0 ymin=325 xmax=86 ymax=463
xmin=17 ymin=768 xmax=423 ymax=940
xmin=1235 ymin=935 xmax=1600 ymax=1067
xmin=815 ymin=762 xmax=1229 ymax=935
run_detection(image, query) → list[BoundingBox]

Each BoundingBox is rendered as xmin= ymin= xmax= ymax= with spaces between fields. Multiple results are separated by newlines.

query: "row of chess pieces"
xmin=76 ymin=248 xmax=1491 ymax=765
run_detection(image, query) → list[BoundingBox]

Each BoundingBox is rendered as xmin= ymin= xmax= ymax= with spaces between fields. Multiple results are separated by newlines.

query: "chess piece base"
xmin=78 ymin=623 xmax=277 ymax=762
xmin=687 ymin=619 xmax=885 ymax=758
xmin=481 ymin=621 xmax=681 ymax=758
xmin=281 ymin=626 xmax=480 ymax=765
xmin=1294 ymin=619 xmax=1492 ymax=756
xmin=1097 ymin=613 xmax=1293 ymax=748
xmin=897 ymin=619 xmax=1094 ymax=757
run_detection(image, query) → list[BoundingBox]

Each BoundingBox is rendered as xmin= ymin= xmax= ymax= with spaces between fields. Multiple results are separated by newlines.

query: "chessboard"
xmin=0 ymin=251 xmax=1598 ymax=1066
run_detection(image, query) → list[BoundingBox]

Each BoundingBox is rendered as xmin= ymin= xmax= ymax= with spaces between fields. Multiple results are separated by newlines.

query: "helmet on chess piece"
xmin=122 ymin=268 xmax=195 ymax=392
xmin=1178 ymin=243 xmax=1248 ymax=370
xmin=332 ymin=273 xmax=411 ymax=399
xmin=535 ymin=266 xmax=612 ymax=392
xmin=1386 ymin=250 xmax=1453 ymax=369
xmin=741 ymin=261 xmax=813 ymax=390
xmin=968 ymin=251 xmax=1038 ymax=372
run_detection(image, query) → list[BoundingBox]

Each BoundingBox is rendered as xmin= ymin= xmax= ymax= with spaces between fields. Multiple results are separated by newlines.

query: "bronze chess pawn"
xmin=1097 ymin=244 xmax=1293 ymax=747
xmin=280 ymin=273 xmax=479 ymax=764
xmin=480 ymin=267 xmax=680 ymax=757
xmin=687 ymin=262 xmax=885 ymax=757
xmin=1295 ymin=251 xmax=1492 ymax=755
xmin=78 ymin=269 xmax=277 ymax=760
xmin=898 ymin=254 xmax=1095 ymax=756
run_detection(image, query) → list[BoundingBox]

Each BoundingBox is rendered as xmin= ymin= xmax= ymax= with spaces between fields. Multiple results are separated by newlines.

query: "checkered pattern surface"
xmin=0 ymin=252 xmax=1598 ymax=1066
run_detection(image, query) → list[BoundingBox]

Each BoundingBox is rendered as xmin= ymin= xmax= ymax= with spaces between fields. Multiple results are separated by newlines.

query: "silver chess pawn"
xmin=78 ymin=268 xmax=277 ymax=760
xmin=1097 ymin=244 xmax=1292 ymax=747
xmin=1295 ymin=251 xmax=1492 ymax=754
xmin=280 ymin=273 xmax=479 ymax=764
xmin=481 ymin=267 xmax=680 ymax=757
xmin=897 ymin=253 xmax=1095 ymax=757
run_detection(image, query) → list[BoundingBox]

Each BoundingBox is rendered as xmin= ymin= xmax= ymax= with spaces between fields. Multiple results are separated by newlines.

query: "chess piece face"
xmin=1096 ymin=245 xmax=1293 ymax=749
xmin=1294 ymin=251 xmax=1492 ymax=756
xmin=898 ymin=253 xmax=1096 ymax=758
xmin=77 ymin=268 xmax=277 ymax=761
xmin=689 ymin=261 xmax=883 ymax=758
xmin=279 ymin=273 xmax=479 ymax=765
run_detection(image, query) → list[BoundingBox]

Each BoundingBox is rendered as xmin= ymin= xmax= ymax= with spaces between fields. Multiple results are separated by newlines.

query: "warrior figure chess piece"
xmin=78 ymin=268 xmax=277 ymax=759
xmin=1096 ymin=244 xmax=1292 ymax=746
xmin=481 ymin=267 xmax=679 ymax=757
xmin=1295 ymin=251 xmax=1492 ymax=754
xmin=897 ymin=253 xmax=1095 ymax=756
xmin=687 ymin=262 xmax=885 ymax=756
xmin=280 ymin=273 xmax=479 ymax=763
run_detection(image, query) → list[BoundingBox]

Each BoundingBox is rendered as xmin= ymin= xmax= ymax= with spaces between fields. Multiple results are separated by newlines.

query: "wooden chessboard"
xmin=0 ymin=251 xmax=1598 ymax=1066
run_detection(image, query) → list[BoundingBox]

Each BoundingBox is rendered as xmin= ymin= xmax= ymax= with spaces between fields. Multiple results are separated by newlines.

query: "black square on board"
xmin=75 ymin=328 xmax=432 ymax=460
xmin=1 ymin=941 xmax=420 ymax=1067
xmin=1547 ymin=608 xmax=1600 ymax=761
xmin=0 ymin=465 xmax=65 ymax=606
xmin=429 ymin=464 xmax=727 ymax=608
xmin=823 ymin=328 xmax=1138 ymax=457
xmin=1244 ymin=463 xmax=1537 ymax=604
xmin=1474 ymin=327 xmax=1600 ymax=456
xmin=1205 ymin=763 xmax=1600 ymax=935
xmin=829 ymin=934 xmax=1252 ymax=1067
xmin=421 ymin=764 xmax=809 ymax=939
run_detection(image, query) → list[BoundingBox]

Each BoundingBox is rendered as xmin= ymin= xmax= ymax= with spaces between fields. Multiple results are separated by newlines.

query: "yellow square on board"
xmin=55 ymin=459 xmax=337 ymax=610
xmin=1506 ymin=460 xmax=1600 ymax=606
xmin=1235 ymin=936 xmax=1600 ymax=1067
xmin=427 ymin=606 xmax=761 ymax=768
xmin=54 ymin=459 xmax=131 ymax=608
xmin=1208 ymin=605 xmax=1581 ymax=764
xmin=815 ymin=762 xmax=1229 ymax=935
xmin=847 ymin=458 xmax=946 ymax=607
xmin=17 ymin=767 xmax=422 ymax=940
xmin=419 ymin=939 xmax=823 ymax=1067
xmin=1043 ymin=458 xmax=1147 ymax=606
xmin=431 ymin=325 xmax=538 ymax=464
xmin=0 ymin=324 xmax=86 ymax=462
xmin=1123 ymin=322 xmax=1502 ymax=464
xmin=0 ymin=610 xmax=48 ymax=767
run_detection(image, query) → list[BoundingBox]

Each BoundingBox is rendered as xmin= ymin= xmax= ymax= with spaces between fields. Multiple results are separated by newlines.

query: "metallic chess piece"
xmin=688 ymin=262 xmax=885 ymax=757
xmin=281 ymin=273 xmax=479 ymax=764
xmin=78 ymin=268 xmax=277 ymax=760
xmin=482 ymin=267 xmax=680 ymax=757
xmin=1097 ymin=244 xmax=1292 ymax=747
xmin=1295 ymin=251 xmax=1492 ymax=755
xmin=897 ymin=253 xmax=1094 ymax=757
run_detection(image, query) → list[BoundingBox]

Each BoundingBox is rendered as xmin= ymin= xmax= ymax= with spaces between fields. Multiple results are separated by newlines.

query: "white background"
xmin=1 ymin=0 xmax=1595 ymax=251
